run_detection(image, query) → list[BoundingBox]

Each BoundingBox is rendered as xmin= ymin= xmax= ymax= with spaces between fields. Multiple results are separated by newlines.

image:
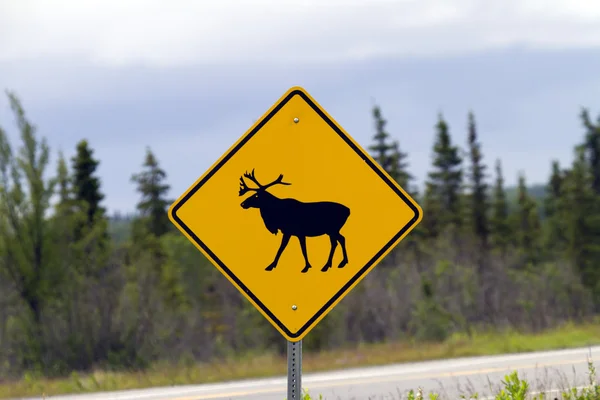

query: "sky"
xmin=1 ymin=0 xmax=600 ymax=214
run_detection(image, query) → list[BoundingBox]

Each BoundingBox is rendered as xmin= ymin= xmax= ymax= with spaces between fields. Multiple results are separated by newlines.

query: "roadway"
xmin=18 ymin=346 xmax=600 ymax=400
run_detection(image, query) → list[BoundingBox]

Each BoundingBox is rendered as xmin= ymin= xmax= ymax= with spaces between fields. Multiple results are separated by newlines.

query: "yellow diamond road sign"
xmin=168 ymin=86 xmax=423 ymax=342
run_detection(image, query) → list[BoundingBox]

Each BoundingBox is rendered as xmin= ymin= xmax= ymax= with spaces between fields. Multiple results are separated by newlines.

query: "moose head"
xmin=238 ymin=169 xmax=291 ymax=209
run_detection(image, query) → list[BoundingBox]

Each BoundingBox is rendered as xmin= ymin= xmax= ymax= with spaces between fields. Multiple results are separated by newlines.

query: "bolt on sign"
xmin=168 ymin=86 xmax=423 ymax=342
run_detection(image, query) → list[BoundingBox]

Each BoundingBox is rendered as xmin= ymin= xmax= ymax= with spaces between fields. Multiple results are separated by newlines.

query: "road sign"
xmin=168 ymin=86 xmax=423 ymax=342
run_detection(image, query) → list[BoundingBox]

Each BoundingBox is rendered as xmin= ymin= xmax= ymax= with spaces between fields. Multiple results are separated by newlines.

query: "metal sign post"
xmin=287 ymin=339 xmax=302 ymax=400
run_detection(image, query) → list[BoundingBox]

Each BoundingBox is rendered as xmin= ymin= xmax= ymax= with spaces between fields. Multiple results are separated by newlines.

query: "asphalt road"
xmin=21 ymin=346 xmax=600 ymax=400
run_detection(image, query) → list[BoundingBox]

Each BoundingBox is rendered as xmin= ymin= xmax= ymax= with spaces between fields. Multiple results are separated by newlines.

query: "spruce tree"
xmin=425 ymin=114 xmax=463 ymax=230
xmin=131 ymin=147 xmax=172 ymax=237
xmin=543 ymin=160 xmax=567 ymax=255
xmin=71 ymin=139 xmax=106 ymax=226
xmin=562 ymin=145 xmax=600 ymax=303
xmin=70 ymin=139 xmax=110 ymax=265
xmin=421 ymin=182 xmax=442 ymax=239
xmin=514 ymin=173 xmax=541 ymax=267
xmin=465 ymin=111 xmax=491 ymax=317
xmin=388 ymin=140 xmax=413 ymax=191
xmin=466 ymin=111 xmax=489 ymax=246
xmin=369 ymin=105 xmax=394 ymax=172
xmin=129 ymin=149 xmax=181 ymax=316
xmin=369 ymin=104 xmax=413 ymax=191
xmin=544 ymin=161 xmax=563 ymax=218
xmin=490 ymin=159 xmax=511 ymax=255
xmin=580 ymin=108 xmax=600 ymax=194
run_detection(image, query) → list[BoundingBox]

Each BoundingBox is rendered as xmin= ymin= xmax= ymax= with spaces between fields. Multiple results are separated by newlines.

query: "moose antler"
xmin=262 ymin=174 xmax=291 ymax=189
xmin=238 ymin=169 xmax=291 ymax=196
xmin=238 ymin=169 xmax=263 ymax=196
xmin=243 ymin=169 xmax=263 ymax=188
xmin=239 ymin=177 xmax=256 ymax=196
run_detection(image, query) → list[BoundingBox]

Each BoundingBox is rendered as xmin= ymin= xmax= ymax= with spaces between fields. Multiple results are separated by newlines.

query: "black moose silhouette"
xmin=239 ymin=169 xmax=350 ymax=273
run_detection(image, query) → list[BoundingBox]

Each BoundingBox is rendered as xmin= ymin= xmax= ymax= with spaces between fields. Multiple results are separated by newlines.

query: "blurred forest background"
xmin=1 ymin=90 xmax=599 ymax=379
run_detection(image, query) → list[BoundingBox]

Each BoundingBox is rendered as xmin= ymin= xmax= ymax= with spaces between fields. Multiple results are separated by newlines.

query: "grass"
xmin=1 ymin=320 xmax=599 ymax=399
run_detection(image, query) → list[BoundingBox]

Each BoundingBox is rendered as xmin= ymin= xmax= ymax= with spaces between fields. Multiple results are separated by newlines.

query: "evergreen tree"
xmin=580 ymin=108 xmax=600 ymax=195
xmin=49 ymin=149 xmax=94 ymax=369
xmin=70 ymin=139 xmax=110 ymax=277
xmin=466 ymin=111 xmax=489 ymax=246
xmin=543 ymin=160 xmax=567 ymax=255
xmin=388 ymin=140 xmax=413 ymax=191
xmin=513 ymin=173 xmax=541 ymax=267
xmin=421 ymin=182 xmax=442 ymax=239
xmin=368 ymin=104 xmax=413 ymax=191
xmin=490 ymin=159 xmax=511 ymax=255
xmin=71 ymin=139 xmax=106 ymax=227
xmin=369 ymin=105 xmax=394 ymax=172
xmin=55 ymin=151 xmax=74 ymax=212
xmin=544 ymin=161 xmax=563 ymax=218
xmin=131 ymin=147 xmax=172 ymax=237
xmin=51 ymin=150 xmax=82 ymax=273
xmin=367 ymin=104 xmax=418 ymax=266
xmin=562 ymin=145 xmax=600 ymax=303
xmin=128 ymin=149 xmax=182 ymax=326
xmin=425 ymin=114 xmax=463 ymax=230
xmin=465 ymin=112 xmax=492 ymax=316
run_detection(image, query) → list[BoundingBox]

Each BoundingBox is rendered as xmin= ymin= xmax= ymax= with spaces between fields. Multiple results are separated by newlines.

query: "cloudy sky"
xmin=1 ymin=0 xmax=600 ymax=214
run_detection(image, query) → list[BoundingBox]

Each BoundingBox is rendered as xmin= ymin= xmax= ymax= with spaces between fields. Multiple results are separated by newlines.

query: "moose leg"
xmin=321 ymin=234 xmax=338 ymax=272
xmin=337 ymin=234 xmax=348 ymax=269
xmin=298 ymin=236 xmax=312 ymax=273
xmin=266 ymin=234 xmax=290 ymax=271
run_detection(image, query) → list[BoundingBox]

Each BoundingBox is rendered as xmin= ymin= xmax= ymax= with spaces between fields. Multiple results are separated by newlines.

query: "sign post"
xmin=168 ymin=86 xmax=422 ymax=398
xmin=287 ymin=340 xmax=302 ymax=400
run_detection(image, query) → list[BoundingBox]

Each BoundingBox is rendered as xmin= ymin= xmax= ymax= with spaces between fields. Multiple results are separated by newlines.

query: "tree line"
xmin=0 ymin=90 xmax=599 ymax=379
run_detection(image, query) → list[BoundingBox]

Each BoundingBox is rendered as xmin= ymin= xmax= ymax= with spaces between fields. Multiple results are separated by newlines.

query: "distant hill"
xmin=504 ymin=183 xmax=547 ymax=213
xmin=108 ymin=213 xmax=135 ymax=245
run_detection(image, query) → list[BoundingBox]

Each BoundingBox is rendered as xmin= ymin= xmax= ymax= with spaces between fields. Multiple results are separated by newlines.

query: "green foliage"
xmin=295 ymin=389 xmax=322 ymax=400
xmin=0 ymin=91 xmax=58 ymax=369
xmin=368 ymin=104 xmax=418 ymax=265
xmin=130 ymin=147 xmax=172 ymax=237
xmin=512 ymin=173 xmax=542 ymax=266
xmin=71 ymin=139 xmax=106 ymax=226
xmin=406 ymin=388 xmax=439 ymax=400
xmin=2 ymin=90 xmax=600 ymax=390
xmin=466 ymin=111 xmax=490 ymax=247
xmin=490 ymin=159 xmax=512 ymax=255
xmin=369 ymin=104 xmax=413 ymax=191
xmin=424 ymin=113 xmax=464 ymax=235
xmin=495 ymin=371 xmax=529 ymax=400
xmin=542 ymin=160 xmax=568 ymax=255
xmin=580 ymin=108 xmax=600 ymax=195
xmin=560 ymin=359 xmax=600 ymax=400
xmin=409 ymin=262 xmax=454 ymax=342
xmin=561 ymin=145 xmax=600 ymax=303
